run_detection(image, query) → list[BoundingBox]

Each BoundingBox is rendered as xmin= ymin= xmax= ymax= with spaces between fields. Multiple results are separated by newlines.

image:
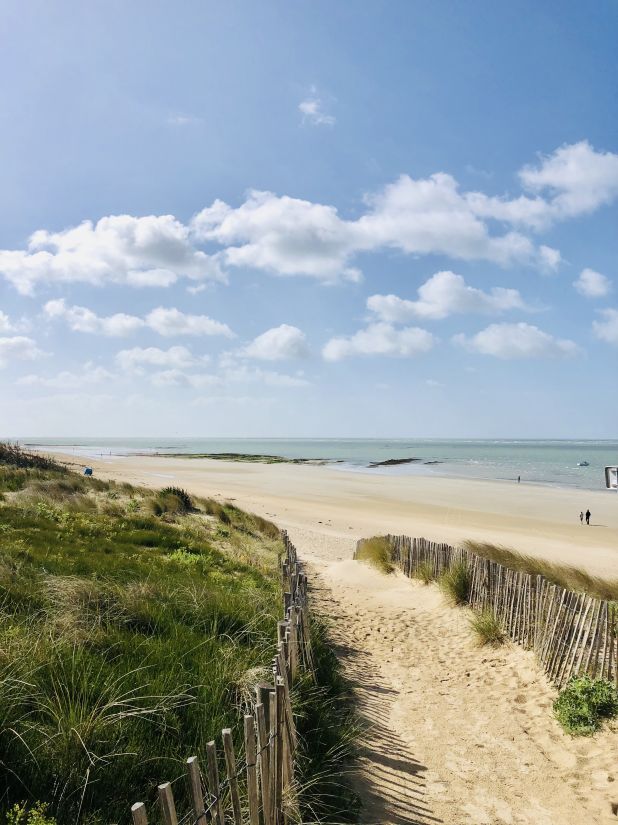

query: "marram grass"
xmin=438 ymin=561 xmax=471 ymax=605
xmin=355 ymin=537 xmax=394 ymax=574
xmin=469 ymin=608 xmax=506 ymax=646
xmin=0 ymin=447 xmax=282 ymax=825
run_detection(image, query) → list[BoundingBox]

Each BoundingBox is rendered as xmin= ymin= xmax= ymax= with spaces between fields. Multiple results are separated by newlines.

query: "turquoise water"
xmin=18 ymin=437 xmax=618 ymax=491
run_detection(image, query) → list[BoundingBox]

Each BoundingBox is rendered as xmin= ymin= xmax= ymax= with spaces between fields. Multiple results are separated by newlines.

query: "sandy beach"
xmin=56 ymin=452 xmax=618 ymax=579
xmin=50 ymin=452 xmax=618 ymax=823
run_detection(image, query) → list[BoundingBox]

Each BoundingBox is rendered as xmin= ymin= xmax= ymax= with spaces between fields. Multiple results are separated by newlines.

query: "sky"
xmin=1 ymin=0 xmax=617 ymax=438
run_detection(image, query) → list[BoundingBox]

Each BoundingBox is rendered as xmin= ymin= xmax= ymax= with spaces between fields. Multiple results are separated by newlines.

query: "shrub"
xmin=470 ymin=608 xmax=505 ymax=646
xmin=554 ymin=675 xmax=618 ymax=735
xmin=356 ymin=537 xmax=393 ymax=574
xmin=6 ymin=802 xmax=57 ymax=825
xmin=413 ymin=560 xmax=434 ymax=584
xmin=439 ymin=561 xmax=471 ymax=605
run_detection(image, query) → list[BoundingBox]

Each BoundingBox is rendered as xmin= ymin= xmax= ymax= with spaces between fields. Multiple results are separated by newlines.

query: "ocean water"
xmin=18 ymin=437 xmax=618 ymax=492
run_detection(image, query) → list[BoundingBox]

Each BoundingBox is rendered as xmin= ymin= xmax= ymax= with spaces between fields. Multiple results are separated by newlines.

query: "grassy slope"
xmin=0 ymin=456 xmax=282 ymax=824
xmin=463 ymin=540 xmax=618 ymax=601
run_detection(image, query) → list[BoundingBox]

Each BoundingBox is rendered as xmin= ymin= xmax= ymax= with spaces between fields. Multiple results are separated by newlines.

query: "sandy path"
xmin=290 ymin=527 xmax=618 ymax=825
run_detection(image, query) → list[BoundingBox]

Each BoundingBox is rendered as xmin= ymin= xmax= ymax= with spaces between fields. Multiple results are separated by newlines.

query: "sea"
xmin=16 ymin=437 xmax=618 ymax=492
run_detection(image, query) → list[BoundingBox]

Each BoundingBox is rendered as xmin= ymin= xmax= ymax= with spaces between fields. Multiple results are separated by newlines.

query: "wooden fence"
xmin=130 ymin=531 xmax=312 ymax=825
xmin=356 ymin=535 xmax=617 ymax=689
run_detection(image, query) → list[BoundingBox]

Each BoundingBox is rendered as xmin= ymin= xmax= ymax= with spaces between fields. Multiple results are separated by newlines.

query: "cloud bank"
xmin=2 ymin=142 xmax=617 ymax=293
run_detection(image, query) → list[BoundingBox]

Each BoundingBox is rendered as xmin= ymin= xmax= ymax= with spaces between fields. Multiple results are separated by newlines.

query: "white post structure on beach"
xmin=605 ymin=466 xmax=618 ymax=491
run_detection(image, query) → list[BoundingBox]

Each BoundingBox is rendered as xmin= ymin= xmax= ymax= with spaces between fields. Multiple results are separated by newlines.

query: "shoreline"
xmin=27 ymin=442 xmax=615 ymax=493
xmin=45 ymin=450 xmax=618 ymax=581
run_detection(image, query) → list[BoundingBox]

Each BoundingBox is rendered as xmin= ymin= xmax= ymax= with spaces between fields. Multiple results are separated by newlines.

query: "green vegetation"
xmin=469 ymin=608 xmax=506 ymax=646
xmin=554 ymin=676 xmax=618 ymax=735
xmin=5 ymin=803 xmax=57 ymax=825
xmin=0 ymin=446 xmax=282 ymax=824
xmin=438 ymin=561 xmax=471 ymax=605
xmin=295 ymin=618 xmax=360 ymax=824
xmin=165 ymin=452 xmax=322 ymax=465
xmin=0 ymin=443 xmax=66 ymax=473
xmin=355 ymin=537 xmax=394 ymax=574
xmin=413 ymin=560 xmax=434 ymax=584
xmin=464 ymin=540 xmax=618 ymax=602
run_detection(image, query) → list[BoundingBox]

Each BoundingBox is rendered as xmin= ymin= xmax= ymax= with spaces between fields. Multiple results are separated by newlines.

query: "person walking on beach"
xmin=585 ymin=509 xmax=591 ymax=525
xmin=517 ymin=475 xmax=520 ymax=484
xmin=580 ymin=511 xmax=584 ymax=524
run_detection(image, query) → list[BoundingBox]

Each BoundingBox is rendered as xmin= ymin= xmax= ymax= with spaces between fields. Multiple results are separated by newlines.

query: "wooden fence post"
xmin=222 ymin=728 xmax=243 ymax=825
xmin=186 ymin=756 xmax=207 ymax=824
xmin=256 ymin=700 xmax=273 ymax=825
xmin=131 ymin=802 xmax=148 ymax=825
xmin=244 ymin=714 xmax=260 ymax=825
xmin=206 ymin=741 xmax=224 ymax=825
xmin=158 ymin=783 xmax=178 ymax=825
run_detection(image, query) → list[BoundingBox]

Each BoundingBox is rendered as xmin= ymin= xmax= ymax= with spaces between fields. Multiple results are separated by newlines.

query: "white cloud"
xmin=145 ymin=307 xmax=233 ymax=338
xmin=194 ymin=146 xmax=615 ymax=280
xmin=116 ymin=345 xmax=199 ymax=372
xmin=0 ymin=311 xmax=13 ymax=333
xmin=573 ymin=268 xmax=612 ymax=298
xmin=18 ymin=364 xmax=114 ymax=389
xmin=167 ymin=113 xmax=202 ymax=126
xmin=356 ymin=173 xmax=537 ymax=267
xmin=425 ymin=379 xmax=444 ymax=387
xmin=150 ymin=369 xmax=221 ymax=388
xmin=0 ymin=336 xmax=45 ymax=367
xmin=453 ymin=322 xmax=579 ymax=359
xmin=323 ymin=322 xmax=436 ymax=361
xmin=0 ymin=214 xmax=225 ymax=295
xmin=224 ymin=364 xmax=309 ymax=387
xmin=519 ymin=140 xmax=618 ymax=222
xmin=592 ymin=309 xmax=618 ymax=345
xmin=367 ymin=271 xmax=527 ymax=322
xmin=191 ymin=191 xmax=360 ymax=282
xmin=538 ymin=245 xmax=562 ymax=272
xmin=468 ymin=141 xmax=618 ymax=231
xmin=243 ymin=324 xmax=309 ymax=360
xmin=44 ymin=300 xmax=233 ymax=338
xmin=44 ymin=299 xmax=144 ymax=336
xmin=149 ymin=363 xmax=308 ymax=389
xmin=0 ymin=310 xmax=30 ymax=333
xmin=3 ymin=142 xmax=617 ymax=291
xmin=298 ymin=88 xmax=335 ymax=126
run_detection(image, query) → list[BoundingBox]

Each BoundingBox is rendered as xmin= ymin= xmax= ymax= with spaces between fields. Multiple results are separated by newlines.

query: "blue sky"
xmin=1 ymin=0 xmax=617 ymax=437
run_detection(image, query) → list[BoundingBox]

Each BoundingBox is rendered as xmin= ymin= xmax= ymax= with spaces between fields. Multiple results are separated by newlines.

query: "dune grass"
xmin=412 ymin=560 xmax=434 ymax=585
xmin=464 ymin=540 xmax=618 ymax=601
xmin=438 ymin=561 xmax=471 ymax=605
xmin=469 ymin=608 xmax=506 ymax=646
xmin=0 ymin=449 xmax=284 ymax=824
xmin=355 ymin=537 xmax=394 ymax=574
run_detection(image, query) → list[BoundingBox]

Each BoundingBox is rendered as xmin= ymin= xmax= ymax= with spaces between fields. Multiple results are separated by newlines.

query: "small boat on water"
xmin=577 ymin=461 xmax=589 ymax=467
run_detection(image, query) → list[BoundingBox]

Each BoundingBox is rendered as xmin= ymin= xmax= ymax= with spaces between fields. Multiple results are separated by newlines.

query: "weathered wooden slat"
xmin=245 ymin=714 xmax=260 ymax=825
xmin=131 ymin=802 xmax=148 ymax=825
xmin=186 ymin=756 xmax=208 ymax=825
xmin=158 ymin=783 xmax=178 ymax=825
xmin=222 ymin=729 xmax=242 ymax=825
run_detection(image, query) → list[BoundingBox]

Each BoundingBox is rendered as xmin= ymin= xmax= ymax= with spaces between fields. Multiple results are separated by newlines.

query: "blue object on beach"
xmin=84 ymin=467 xmax=93 ymax=476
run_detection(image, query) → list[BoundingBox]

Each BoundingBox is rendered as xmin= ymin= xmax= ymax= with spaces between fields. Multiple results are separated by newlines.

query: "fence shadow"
xmin=334 ymin=638 xmax=442 ymax=825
